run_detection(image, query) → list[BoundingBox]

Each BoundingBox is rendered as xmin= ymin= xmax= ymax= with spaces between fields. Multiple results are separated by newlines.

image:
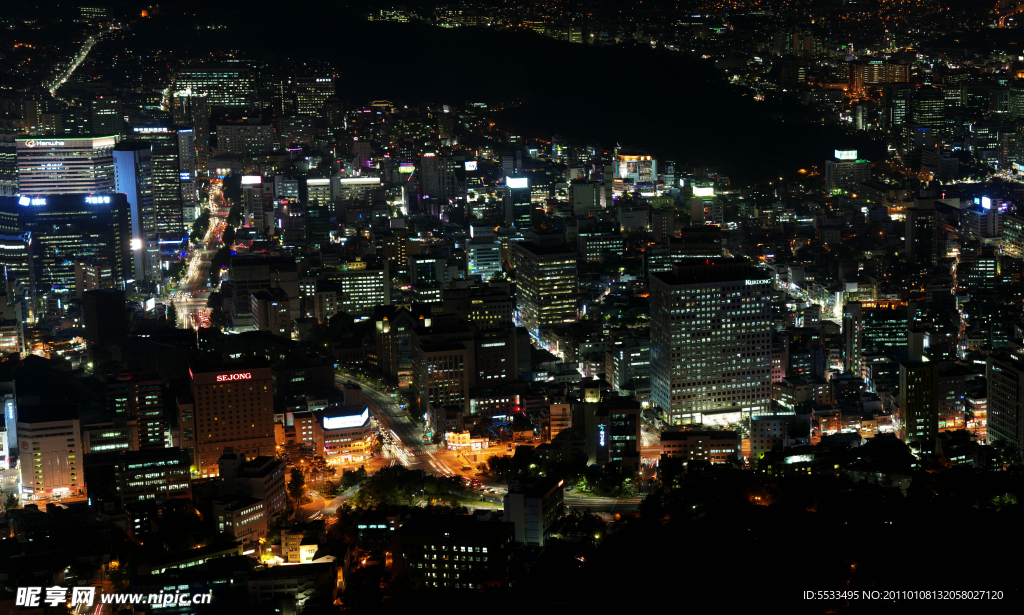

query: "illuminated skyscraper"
xmin=0 ymin=193 xmax=132 ymax=294
xmin=512 ymin=242 xmax=578 ymax=337
xmin=113 ymin=142 xmax=159 ymax=283
xmin=129 ymin=122 xmax=184 ymax=238
xmin=171 ymin=93 xmax=211 ymax=171
xmin=90 ymin=97 xmax=124 ymax=137
xmin=16 ymin=136 xmax=117 ymax=195
xmin=420 ymin=153 xmax=465 ymax=218
xmin=825 ymin=150 xmax=871 ymax=193
xmin=690 ymin=185 xmax=723 ymax=225
xmin=897 ymin=361 xmax=965 ymax=453
xmin=912 ymin=86 xmax=946 ymax=134
xmin=467 ymin=238 xmax=503 ymax=282
xmin=503 ymin=175 xmax=531 ymax=227
xmin=0 ymin=133 xmax=15 ymax=197
xmin=107 ymin=372 xmax=166 ymax=450
xmin=882 ymin=83 xmax=914 ymax=131
xmin=174 ymin=65 xmax=256 ymax=108
xmin=843 ymin=300 xmax=911 ymax=376
xmin=280 ymin=76 xmax=335 ymax=116
xmin=1009 ymin=80 xmax=1024 ymax=120
xmin=987 ymin=350 xmax=1024 ymax=461
xmin=217 ymin=122 xmax=275 ymax=157
xmin=615 ymin=152 xmax=657 ymax=183
xmin=182 ymin=365 xmax=275 ymax=477
xmin=650 ymin=259 xmax=773 ymax=426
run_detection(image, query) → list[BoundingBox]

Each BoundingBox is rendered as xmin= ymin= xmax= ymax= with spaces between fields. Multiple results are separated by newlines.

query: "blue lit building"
xmin=0 ymin=193 xmax=132 ymax=294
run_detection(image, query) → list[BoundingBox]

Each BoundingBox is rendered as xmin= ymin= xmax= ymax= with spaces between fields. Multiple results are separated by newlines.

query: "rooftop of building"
xmin=137 ymin=541 xmax=242 ymax=570
xmin=16 ymin=403 xmax=79 ymax=425
xmin=661 ymin=429 xmax=740 ymax=441
xmin=512 ymin=242 xmax=577 ymax=257
xmin=106 ymin=371 xmax=161 ymax=384
xmin=238 ymin=456 xmax=283 ymax=477
xmin=507 ymin=476 xmax=563 ymax=497
xmin=651 ymin=258 xmax=768 ymax=285
xmin=214 ymin=497 xmax=264 ymax=512
xmin=247 ymin=560 xmax=336 ymax=580
xmin=393 ymin=515 xmax=514 ymax=540
xmin=419 ymin=341 xmax=470 ymax=353
xmin=117 ymin=447 xmax=190 ymax=466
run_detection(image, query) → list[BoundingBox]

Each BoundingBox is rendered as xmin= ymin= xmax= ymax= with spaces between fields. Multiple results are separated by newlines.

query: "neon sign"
xmin=85 ymin=196 xmax=111 ymax=204
xmin=598 ymin=424 xmax=606 ymax=448
xmin=216 ymin=372 xmax=252 ymax=382
xmin=323 ymin=408 xmax=370 ymax=430
xmin=745 ymin=279 xmax=770 ymax=286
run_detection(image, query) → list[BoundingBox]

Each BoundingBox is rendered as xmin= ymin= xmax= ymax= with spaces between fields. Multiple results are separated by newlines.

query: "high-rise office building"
xmin=825 ymin=150 xmax=871 ymax=193
xmin=130 ymin=122 xmax=184 ymax=238
xmin=174 ymin=66 xmax=256 ymax=108
xmin=569 ymin=180 xmax=602 ymax=216
xmin=16 ymin=404 xmax=82 ymax=499
xmin=503 ymin=477 xmax=564 ymax=547
xmin=1002 ymin=214 xmax=1024 ymax=258
xmin=280 ymin=76 xmax=335 ymax=116
xmin=512 ymin=242 xmax=578 ymax=337
xmin=905 ymin=201 xmax=936 ymax=267
xmin=90 ymin=97 xmax=123 ymax=137
xmin=503 ymin=175 xmax=532 ymax=227
xmin=420 ymin=153 xmax=465 ymax=218
xmin=0 ymin=232 xmax=34 ymax=294
xmin=113 ymin=142 xmax=158 ymax=283
xmin=1010 ymin=80 xmax=1024 ymax=120
xmin=73 ymin=257 xmax=115 ymax=300
xmin=690 ymin=186 xmax=724 ymax=226
xmin=82 ymin=289 xmax=127 ymax=345
xmin=171 ymin=93 xmax=211 ymax=171
xmin=0 ymin=193 xmax=132 ymax=294
xmin=912 ymin=86 xmax=946 ymax=133
xmin=182 ymin=365 xmax=275 ymax=477
xmin=882 ymin=83 xmax=914 ymax=131
xmin=650 ymin=259 xmax=773 ymax=426
xmin=217 ymin=123 xmax=275 ymax=157
xmin=305 ymin=177 xmax=332 ymax=206
xmin=897 ymin=361 xmax=965 ymax=453
xmin=615 ymin=153 xmax=657 ymax=183
xmin=61 ymin=108 xmax=91 ymax=137
xmin=107 ymin=372 xmax=166 ymax=450
xmin=413 ymin=340 xmax=474 ymax=419
xmin=317 ymin=263 xmax=391 ymax=318
xmin=16 ymin=136 xmax=117 ymax=195
xmin=843 ymin=300 xmax=911 ymax=375
xmin=987 ymin=350 xmax=1024 ymax=461
xmin=177 ymin=129 xmax=200 ymax=220
xmin=849 ymin=61 xmax=909 ymax=90
xmin=0 ymin=133 xmax=15 ymax=197
xmin=177 ymin=129 xmax=198 ymax=179
xmin=467 ymin=238 xmax=503 ymax=282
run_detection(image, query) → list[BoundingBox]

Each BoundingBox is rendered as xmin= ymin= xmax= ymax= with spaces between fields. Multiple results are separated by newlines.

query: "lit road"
xmin=48 ymin=24 xmax=118 ymax=96
xmin=296 ymin=491 xmax=326 ymax=522
xmin=334 ymin=373 xmax=652 ymax=510
xmin=323 ymin=485 xmax=360 ymax=515
xmin=334 ymin=372 xmax=460 ymax=478
xmin=173 ymin=188 xmax=227 ymax=328
xmin=565 ymin=496 xmax=644 ymax=512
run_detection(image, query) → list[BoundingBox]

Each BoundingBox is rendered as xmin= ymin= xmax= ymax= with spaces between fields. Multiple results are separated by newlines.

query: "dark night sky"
xmin=11 ymin=2 xmax=885 ymax=183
